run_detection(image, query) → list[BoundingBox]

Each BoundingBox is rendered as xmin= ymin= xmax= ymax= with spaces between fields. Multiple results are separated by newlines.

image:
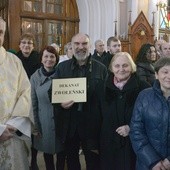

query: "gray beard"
xmin=74 ymin=54 xmax=88 ymax=62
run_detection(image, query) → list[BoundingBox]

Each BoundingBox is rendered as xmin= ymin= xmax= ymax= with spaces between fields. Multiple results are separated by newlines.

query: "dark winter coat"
xmin=17 ymin=50 xmax=40 ymax=79
xmin=92 ymin=50 xmax=107 ymax=64
xmin=53 ymin=55 xmax=107 ymax=150
xmin=102 ymin=52 xmax=113 ymax=68
xmin=130 ymin=80 xmax=170 ymax=170
xmin=136 ymin=62 xmax=155 ymax=86
xmin=100 ymin=72 xmax=150 ymax=170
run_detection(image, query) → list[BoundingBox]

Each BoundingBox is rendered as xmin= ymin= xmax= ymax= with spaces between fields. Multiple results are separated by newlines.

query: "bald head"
xmin=71 ymin=33 xmax=90 ymax=43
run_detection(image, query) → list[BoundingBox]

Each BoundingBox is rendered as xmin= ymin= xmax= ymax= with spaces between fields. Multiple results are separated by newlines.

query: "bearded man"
xmin=53 ymin=33 xmax=107 ymax=170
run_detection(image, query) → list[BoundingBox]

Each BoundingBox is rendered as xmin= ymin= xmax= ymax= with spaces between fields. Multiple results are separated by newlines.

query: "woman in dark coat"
xmin=17 ymin=33 xmax=40 ymax=79
xmin=136 ymin=43 xmax=157 ymax=86
xmin=130 ymin=57 xmax=170 ymax=170
xmin=100 ymin=52 xmax=150 ymax=170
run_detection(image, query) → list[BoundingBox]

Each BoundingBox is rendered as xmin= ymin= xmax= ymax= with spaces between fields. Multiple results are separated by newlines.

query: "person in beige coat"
xmin=0 ymin=17 xmax=33 ymax=170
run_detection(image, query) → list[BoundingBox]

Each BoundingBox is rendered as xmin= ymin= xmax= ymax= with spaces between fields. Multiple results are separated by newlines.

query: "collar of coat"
xmin=105 ymin=73 xmax=143 ymax=105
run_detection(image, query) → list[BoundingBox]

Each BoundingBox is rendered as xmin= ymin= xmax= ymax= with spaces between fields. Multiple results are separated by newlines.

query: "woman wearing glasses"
xmin=16 ymin=33 xmax=40 ymax=79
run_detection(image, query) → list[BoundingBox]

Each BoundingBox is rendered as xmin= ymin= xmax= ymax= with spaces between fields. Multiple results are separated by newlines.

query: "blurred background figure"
xmin=30 ymin=46 xmax=65 ymax=170
xmin=51 ymin=43 xmax=60 ymax=54
xmin=154 ymin=39 xmax=166 ymax=59
xmin=130 ymin=57 xmax=170 ymax=170
xmin=135 ymin=43 xmax=156 ymax=86
xmin=100 ymin=52 xmax=150 ymax=170
xmin=159 ymin=42 xmax=170 ymax=58
xmin=58 ymin=42 xmax=73 ymax=63
xmin=16 ymin=33 xmax=40 ymax=79
xmin=103 ymin=36 xmax=122 ymax=68
xmin=92 ymin=39 xmax=107 ymax=64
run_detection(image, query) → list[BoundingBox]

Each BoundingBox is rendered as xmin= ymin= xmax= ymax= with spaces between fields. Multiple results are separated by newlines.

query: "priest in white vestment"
xmin=0 ymin=18 xmax=33 ymax=170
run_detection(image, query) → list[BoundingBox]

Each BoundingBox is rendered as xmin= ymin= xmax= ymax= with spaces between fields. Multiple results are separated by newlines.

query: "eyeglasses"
xmin=20 ymin=41 xmax=33 ymax=45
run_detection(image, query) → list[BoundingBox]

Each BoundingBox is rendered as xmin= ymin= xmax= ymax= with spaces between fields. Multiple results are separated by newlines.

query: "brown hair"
xmin=107 ymin=36 xmax=120 ymax=46
xmin=19 ymin=33 xmax=36 ymax=46
xmin=39 ymin=46 xmax=59 ymax=65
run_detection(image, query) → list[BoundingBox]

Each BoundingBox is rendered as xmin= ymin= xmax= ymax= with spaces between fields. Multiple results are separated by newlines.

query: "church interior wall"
xmin=76 ymin=0 xmax=160 ymax=52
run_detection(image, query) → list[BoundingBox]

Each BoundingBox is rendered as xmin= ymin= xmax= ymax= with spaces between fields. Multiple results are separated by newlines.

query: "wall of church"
xmin=76 ymin=0 xmax=159 ymax=51
xmin=138 ymin=0 xmax=149 ymax=17
xmin=76 ymin=0 xmax=119 ymax=51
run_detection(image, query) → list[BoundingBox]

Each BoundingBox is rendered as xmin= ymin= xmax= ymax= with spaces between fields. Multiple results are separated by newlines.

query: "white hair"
xmin=50 ymin=43 xmax=60 ymax=53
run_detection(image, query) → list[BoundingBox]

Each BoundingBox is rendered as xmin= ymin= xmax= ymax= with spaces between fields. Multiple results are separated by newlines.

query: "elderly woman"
xmin=100 ymin=52 xmax=150 ymax=170
xmin=58 ymin=42 xmax=73 ymax=63
xmin=30 ymin=46 xmax=65 ymax=170
xmin=130 ymin=57 xmax=170 ymax=170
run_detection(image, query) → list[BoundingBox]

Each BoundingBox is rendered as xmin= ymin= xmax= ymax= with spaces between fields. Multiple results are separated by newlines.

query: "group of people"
xmin=0 ymin=16 xmax=170 ymax=170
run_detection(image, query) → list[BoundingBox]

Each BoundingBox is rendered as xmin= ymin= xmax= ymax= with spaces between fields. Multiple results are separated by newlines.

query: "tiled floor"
xmin=37 ymin=152 xmax=86 ymax=170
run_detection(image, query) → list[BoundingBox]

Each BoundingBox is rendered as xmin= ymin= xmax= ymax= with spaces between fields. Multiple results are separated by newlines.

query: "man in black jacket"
xmin=103 ymin=36 xmax=122 ymax=68
xmin=92 ymin=39 xmax=107 ymax=64
xmin=53 ymin=33 xmax=107 ymax=170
